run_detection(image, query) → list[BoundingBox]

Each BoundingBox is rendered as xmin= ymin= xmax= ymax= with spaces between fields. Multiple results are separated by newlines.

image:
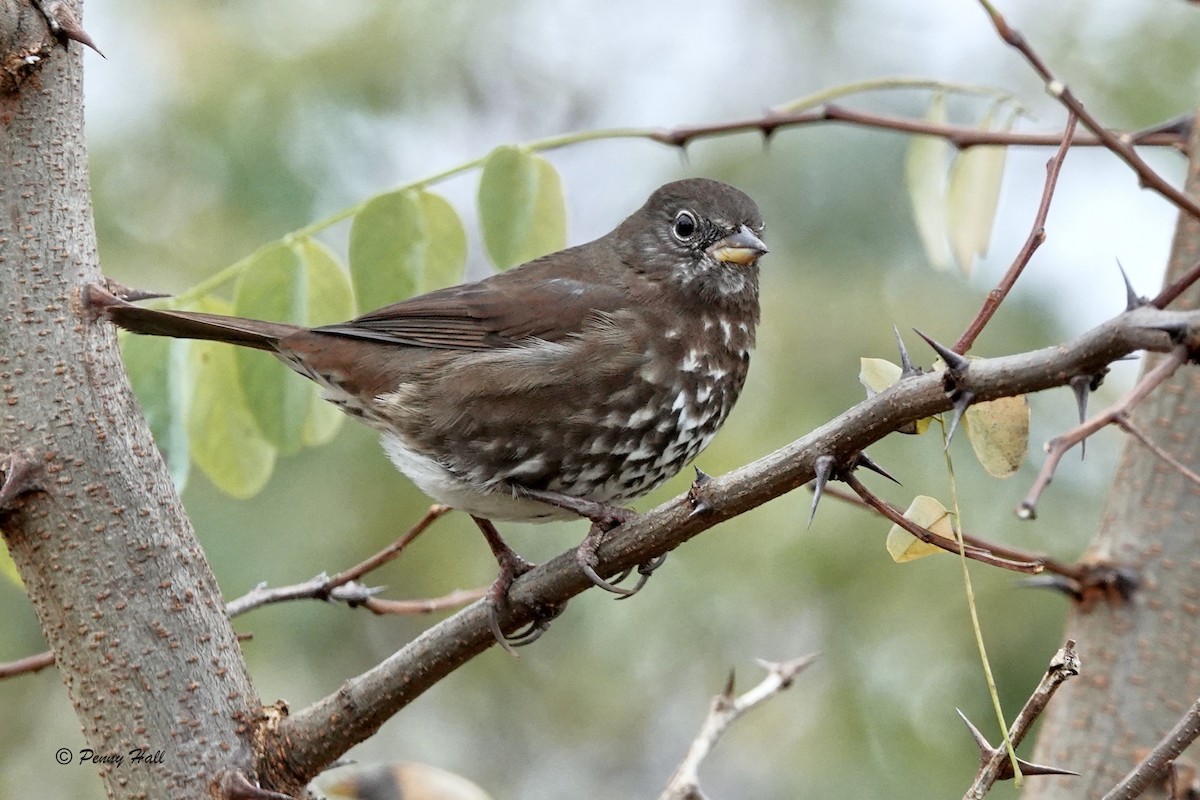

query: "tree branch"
xmin=1101 ymin=697 xmax=1200 ymax=800
xmin=659 ymin=656 xmax=818 ymax=800
xmin=261 ymin=305 xmax=1198 ymax=787
xmin=955 ymin=112 xmax=1079 ymax=353
xmin=975 ymin=0 xmax=1200 ymax=222
xmin=647 ymin=103 xmax=1185 ymax=154
xmin=1018 ymin=345 xmax=1191 ymax=519
xmin=963 ymin=640 xmax=1081 ymax=798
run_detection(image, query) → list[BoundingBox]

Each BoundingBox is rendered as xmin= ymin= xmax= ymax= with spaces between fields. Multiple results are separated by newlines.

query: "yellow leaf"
xmin=886 ymin=495 xmax=954 ymax=562
xmin=859 ymin=357 xmax=903 ymax=396
xmin=858 ymin=357 xmax=931 ymax=434
xmin=905 ymin=93 xmax=953 ymax=271
xmin=946 ymin=107 xmax=1010 ymax=275
xmin=964 ymin=394 xmax=1030 ymax=478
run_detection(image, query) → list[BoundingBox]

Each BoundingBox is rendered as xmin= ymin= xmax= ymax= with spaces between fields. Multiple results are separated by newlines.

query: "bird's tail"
xmin=86 ymin=284 xmax=302 ymax=351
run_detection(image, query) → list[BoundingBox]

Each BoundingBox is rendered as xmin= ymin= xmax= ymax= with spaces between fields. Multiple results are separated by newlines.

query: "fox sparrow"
xmin=92 ymin=178 xmax=767 ymax=643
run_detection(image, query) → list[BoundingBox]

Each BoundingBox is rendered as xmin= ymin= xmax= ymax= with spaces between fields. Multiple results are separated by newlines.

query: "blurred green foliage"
xmin=4 ymin=0 xmax=1200 ymax=798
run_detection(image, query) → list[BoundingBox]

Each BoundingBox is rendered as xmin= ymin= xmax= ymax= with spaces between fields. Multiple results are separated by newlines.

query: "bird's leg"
xmin=470 ymin=516 xmax=553 ymax=653
xmin=519 ymin=488 xmax=662 ymax=597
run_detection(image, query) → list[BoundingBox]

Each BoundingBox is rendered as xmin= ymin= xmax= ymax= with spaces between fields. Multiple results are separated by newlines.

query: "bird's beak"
xmin=710 ymin=225 xmax=768 ymax=266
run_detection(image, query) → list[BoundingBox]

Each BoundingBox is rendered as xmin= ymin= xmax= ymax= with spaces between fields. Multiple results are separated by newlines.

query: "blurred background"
xmin=4 ymin=0 xmax=1200 ymax=797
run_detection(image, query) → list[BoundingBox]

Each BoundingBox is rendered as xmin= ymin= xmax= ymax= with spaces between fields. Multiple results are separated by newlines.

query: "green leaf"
xmin=232 ymin=243 xmax=312 ymax=454
xmin=121 ymin=331 xmax=193 ymax=492
xmin=186 ymin=296 xmax=277 ymax=499
xmin=886 ymin=495 xmax=953 ymax=562
xmin=947 ymin=108 xmax=1009 ymax=276
xmin=349 ymin=189 xmax=423 ymax=312
xmin=905 ymin=93 xmax=953 ymax=271
xmin=297 ymin=238 xmax=356 ymax=325
xmin=478 ymin=145 xmax=566 ymax=270
xmin=230 ymin=239 xmax=357 ymax=453
xmin=294 ymin=238 xmax=354 ymax=447
xmin=415 ymin=190 xmax=468 ymax=293
xmin=964 ymin=394 xmax=1030 ymax=478
xmin=348 ymin=189 xmax=468 ymax=311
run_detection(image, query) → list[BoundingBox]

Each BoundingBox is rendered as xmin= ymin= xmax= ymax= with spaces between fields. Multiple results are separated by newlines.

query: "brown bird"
xmin=92 ymin=178 xmax=767 ymax=645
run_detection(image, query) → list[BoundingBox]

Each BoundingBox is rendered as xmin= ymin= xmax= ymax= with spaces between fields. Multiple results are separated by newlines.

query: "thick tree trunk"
xmin=0 ymin=3 xmax=262 ymax=798
xmin=1024 ymin=113 xmax=1200 ymax=798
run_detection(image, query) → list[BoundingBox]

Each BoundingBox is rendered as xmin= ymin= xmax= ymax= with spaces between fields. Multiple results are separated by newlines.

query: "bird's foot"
xmin=472 ymin=516 xmax=558 ymax=655
xmin=518 ymin=488 xmax=660 ymax=596
xmin=574 ymin=525 xmax=667 ymax=597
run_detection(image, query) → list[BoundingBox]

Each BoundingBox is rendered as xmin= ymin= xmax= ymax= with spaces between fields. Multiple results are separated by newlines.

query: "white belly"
xmin=380 ymin=432 xmax=571 ymax=522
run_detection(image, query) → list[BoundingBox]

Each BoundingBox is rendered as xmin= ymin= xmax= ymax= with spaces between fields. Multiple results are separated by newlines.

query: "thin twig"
xmin=224 ymin=578 xmax=384 ymax=618
xmin=842 ymin=472 xmax=1043 ymax=574
xmin=955 ymin=113 xmax=1079 ymax=353
xmin=325 ymin=505 xmax=450 ymax=589
xmin=225 ymin=504 xmax=452 ymax=616
xmin=963 ymin=640 xmax=1082 ymax=798
xmin=0 ymin=649 xmax=55 ymax=680
xmin=1102 ymin=697 xmax=1200 ymax=800
xmin=1152 ymin=255 xmax=1200 ymax=309
xmin=821 ymin=483 xmax=1084 ymax=581
xmin=2 ymin=505 xmax=461 ymax=682
xmin=361 ymin=589 xmax=486 ymax=616
xmin=1114 ymin=413 xmax=1200 ymax=489
xmin=650 ymin=103 xmax=1184 ymax=153
xmin=659 ymin=655 xmax=818 ymax=800
xmin=1019 ymin=346 xmax=1189 ymax=518
xmin=976 ymin=0 xmax=1200 ymax=222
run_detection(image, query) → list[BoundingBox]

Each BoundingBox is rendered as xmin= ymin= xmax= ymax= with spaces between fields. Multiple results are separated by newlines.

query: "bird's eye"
xmin=672 ymin=211 xmax=698 ymax=241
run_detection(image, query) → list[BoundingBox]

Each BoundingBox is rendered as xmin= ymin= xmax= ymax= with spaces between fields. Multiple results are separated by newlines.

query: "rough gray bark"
xmin=1024 ymin=113 xmax=1200 ymax=798
xmin=0 ymin=3 xmax=262 ymax=798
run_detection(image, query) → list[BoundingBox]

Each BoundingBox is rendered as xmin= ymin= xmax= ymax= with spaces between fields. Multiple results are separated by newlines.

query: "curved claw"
xmin=581 ymin=560 xmax=639 ymax=596
xmin=485 ymin=602 xmax=520 ymax=657
xmin=486 ymin=596 xmax=560 ymax=655
xmin=503 ymin=619 xmax=552 ymax=648
xmin=614 ymin=554 xmax=669 ymax=601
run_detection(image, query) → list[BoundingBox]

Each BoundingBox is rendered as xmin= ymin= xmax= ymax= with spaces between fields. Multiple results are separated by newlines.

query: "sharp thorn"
xmin=893 ymin=325 xmax=919 ymax=378
xmin=1015 ymin=575 xmax=1083 ymax=600
xmin=1069 ymin=375 xmax=1091 ymax=459
xmin=808 ymin=455 xmax=836 ymax=528
xmin=1068 ymin=375 xmax=1091 ymax=425
xmin=723 ymin=669 xmax=737 ymax=698
xmin=855 ymin=452 xmax=901 ymax=485
xmin=1011 ymin=757 xmax=1080 ymax=779
xmin=956 ymin=709 xmax=992 ymax=753
xmin=912 ymin=328 xmax=969 ymax=373
xmin=1117 ymin=260 xmax=1146 ymax=311
xmin=687 ymin=468 xmax=715 ymax=518
xmin=944 ymin=390 xmax=974 ymax=448
xmin=1130 ymin=112 xmax=1193 ymax=140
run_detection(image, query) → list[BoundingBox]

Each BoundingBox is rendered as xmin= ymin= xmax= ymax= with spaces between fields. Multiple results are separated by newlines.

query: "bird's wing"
xmin=314 ymin=266 xmax=627 ymax=350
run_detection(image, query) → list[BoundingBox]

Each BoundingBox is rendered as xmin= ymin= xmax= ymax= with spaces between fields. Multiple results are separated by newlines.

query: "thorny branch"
xmin=659 ymin=656 xmax=818 ymax=800
xmin=263 ymin=306 xmax=1197 ymax=788
xmin=962 ymin=640 xmax=1081 ymax=798
xmin=819 ymin=483 xmax=1085 ymax=582
xmin=646 ymin=103 xmax=1185 ymax=155
xmin=841 ymin=472 xmax=1044 ymax=574
xmin=1018 ymin=346 xmax=1191 ymax=519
